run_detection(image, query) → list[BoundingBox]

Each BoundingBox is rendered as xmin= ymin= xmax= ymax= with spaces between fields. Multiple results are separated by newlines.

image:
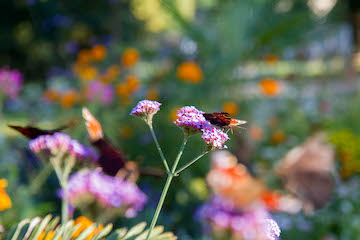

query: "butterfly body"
xmin=203 ymin=112 xmax=247 ymax=129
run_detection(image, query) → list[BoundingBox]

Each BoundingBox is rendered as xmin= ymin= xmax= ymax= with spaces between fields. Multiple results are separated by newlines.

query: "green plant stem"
xmin=29 ymin=163 xmax=53 ymax=195
xmin=174 ymin=151 xmax=209 ymax=176
xmin=148 ymin=124 xmax=170 ymax=173
xmin=145 ymin=136 xmax=189 ymax=240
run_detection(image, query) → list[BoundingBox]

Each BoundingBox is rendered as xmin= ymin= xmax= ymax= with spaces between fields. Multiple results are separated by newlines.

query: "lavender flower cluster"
xmin=85 ymin=81 xmax=114 ymax=105
xmin=197 ymin=196 xmax=281 ymax=240
xmin=0 ymin=67 xmax=23 ymax=98
xmin=63 ymin=169 xmax=147 ymax=218
xmin=130 ymin=100 xmax=230 ymax=149
xmin=130 ymin=99 xmax=161 ymax=122
xmin=175 ymin=106 xmax=229 ymax=149
xmin=29 ymin=133 xmax=98 ymax=161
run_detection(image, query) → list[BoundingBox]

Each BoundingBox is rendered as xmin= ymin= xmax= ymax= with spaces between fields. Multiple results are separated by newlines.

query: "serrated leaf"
xmin=91 ymin=224 xmax=113 ymax=240
xmin=24 ymin=217 xmax=41 ymax=240
xmin=119 ymin=222 xmax=146 ymax=240
xmin=134 ymin=226 xmax=164 ymax=240
xmin=61 ymin=220 xmax=76 ymax=240
xmin=114 ymin=228 xmax=127 ymax=239
xmin=10 ymin=219 xmax=30 ymax=240
xmin=28 ymin=215 xmax=52 ymax=240
xmin=52 ymin=226 xmax=65 ymax=240
xmin=45 ymin=216 xmax=60 ymax=233
xmin=73 ymin=224 xmax=96 ymax=240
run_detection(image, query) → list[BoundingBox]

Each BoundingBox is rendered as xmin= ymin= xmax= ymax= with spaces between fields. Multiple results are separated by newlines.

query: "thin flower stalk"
xmin=174 ymin=150 xmax=209 ymax=176
xmin=145 ymin=136 xmax=189 ymax=240
xmin=148 ymin=124 xmax=170 ymax=173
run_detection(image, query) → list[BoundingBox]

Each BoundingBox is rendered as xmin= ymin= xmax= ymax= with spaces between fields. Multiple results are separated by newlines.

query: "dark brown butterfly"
xmin=82 ymin=107 xmax=163 ymax=179
xmin=8 ymin=124 xmax=69 ymax=139
xmin=203 ymin=112 xmax=247 ymax=128
xmin=275 ymin=134 xmax=335 ymax=213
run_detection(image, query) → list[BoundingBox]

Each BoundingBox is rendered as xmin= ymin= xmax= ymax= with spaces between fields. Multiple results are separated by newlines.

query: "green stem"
xmin=29 ymin=163 xmax=53 ymax=195
xmin=174 ymin=151 xmax=209 ymax=176
xmin=148 ymin=124 xmax=171 ymax=173
xmin=145 ymin=136 xmax=189 ymax=240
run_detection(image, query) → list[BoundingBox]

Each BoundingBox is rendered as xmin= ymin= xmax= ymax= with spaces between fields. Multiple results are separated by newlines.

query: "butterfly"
xmin=82 ymin=107 xmax=163 ymax=179
xmin=8 ymin=124 xmax=70 ymax=139
xmin=203 ymin=112 xmax=247 ymax=129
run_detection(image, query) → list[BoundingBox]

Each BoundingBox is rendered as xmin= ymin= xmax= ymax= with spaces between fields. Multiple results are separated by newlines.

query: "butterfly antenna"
xmin=82 ymin=107 xmax=104 ymax=142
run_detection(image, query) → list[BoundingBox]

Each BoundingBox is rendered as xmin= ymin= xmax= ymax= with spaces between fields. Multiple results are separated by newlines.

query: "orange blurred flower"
xmin=101 ymin=65 xmax=120 ymax=84
xmin=170 ymin=107 xmax=181 ymax=122
xmin=0 ymin=179 xmax=12 ymax=211
xmin=43 ymin=89 xmax=59 ymax=102
xmin=77 ymin=49 xmax=93 ymax=64
xmin=176 ymin=61 xmax=203 ymax=83
xmin=222 ymin=101 xmax=239 ymax=116
xmin=119 ymin=126 xmax=133 ymax=138
xmin=271 ymin=130 xmax=286 ymax=144
xmin=116 ymin=75 xmax=140 ymax=98
xmin=249 ymin=125 xmax=263 ymax=141
xmin=74 ymin=65 xmax=99 ymax=82
xmin=60 ymin=90 xmax=78 ymax=109
xmin=91 ymin=45 xmax=107 ymax=62
xmin=146 ymin=87 xmax=159 ymax=101
xmin=260 ymin=191 xmax=281 ymax=211
xmin=121 ymin=48 xmax=140 ymax=67
xmin=258 ymin=78 xmax=282 ymax=97
xmin=72 ymin=216 xmax=104 ymax=240
xmin=264 ymin=54 xmax=279 ymax=64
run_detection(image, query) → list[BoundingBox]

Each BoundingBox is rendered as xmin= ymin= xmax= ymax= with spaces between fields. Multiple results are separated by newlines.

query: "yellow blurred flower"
xmin=0 ymin=179 xmax=12 ymax=211
xmin=264 ymin=54 xmax=279 ymax=64
xmin=43 ymin=89 xmax=59 ymax=102
xmin=101 ymin=65 xmax=120 ymax=84
xmin=91 ymin=45 xmax=107 ymax=62
xmin=189 ymin=178 xmax=208 ymax=200
xmin=60 ymin=90 xmax=78 ymax=109
xmin=121 ymin=48 xmax=140 ymax=68
xmin=74 ymin=65 xmax=99 ymax=81
xmin=258 ymin=78 xmax=282 ymax=97
xmin=271 ymin=130 xmax=286 ymax=144
xmin=72 ymin=216 xmax=104 ymax=240
xmin=176 ymin=61 xmax=203 ymax=83
xmin=146 ymin=87 xmax=159 ymax=101
xmin=222 ymin=101 xmax=239 ymax=116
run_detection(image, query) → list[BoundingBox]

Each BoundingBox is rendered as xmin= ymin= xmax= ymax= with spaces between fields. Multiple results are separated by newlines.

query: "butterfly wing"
xmin=8 ymin=125 xmax=57 ymax=139
xmin=203 ymin=112 xmax=231 ymax=127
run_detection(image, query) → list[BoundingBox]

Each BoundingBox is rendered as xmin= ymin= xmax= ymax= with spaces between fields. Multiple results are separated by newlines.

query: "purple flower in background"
xmin=29 ymin=133 xmax=98 ymax=161
xmin=130 ymin=99 xmax=162 ymax=124
xmin=197 ymin=196 xmax=281 ymax=240
xmin=174 ymin=106 xmax=211 ymax=134
xmin=202 ymin=127 xmax=229 ymax=149
xmin=0 ymin=67 xmax=23 ymax=98
xmin=63 ymin=169 xmax=147 ymax=218
xmin=85 ymin=81 xmax=114 ymax=105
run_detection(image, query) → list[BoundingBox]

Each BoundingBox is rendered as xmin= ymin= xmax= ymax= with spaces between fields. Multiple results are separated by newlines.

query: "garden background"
xmin=1 ymin=0 xmax=360 ymax=239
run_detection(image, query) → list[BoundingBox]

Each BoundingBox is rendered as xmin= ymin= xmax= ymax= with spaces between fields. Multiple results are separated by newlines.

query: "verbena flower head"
xmin=266 ymin=219 xmax=281 ymax=240
xmin=29 ymin=133 xmax=98 ymax=161
xmin=174 ymin=106 xmax=211 ymax=135
xmin=202 ymin=127 xmax=229 ymax=150
xmin=130 ymin=99 xmax=161 ymax=124
xmin=197 ymin=196 xmax=280 ymax=240
xmin=63 ymin=169 xmax=147 ymax=218
xmin=0 ymin=67 xmax=23 ymax=98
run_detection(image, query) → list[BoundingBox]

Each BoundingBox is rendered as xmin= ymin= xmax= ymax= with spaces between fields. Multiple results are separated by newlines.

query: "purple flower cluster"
xmin=174 ymin=106 xmax=210 ymax=133
xmin=29 ymin=133 xmax=98 ymax=161
xmin=174 ymin=106 xmax=229 ymax=149
xmin=85 ymin=81 xmax=114 ymax=105
xmin=63 ymin=169 xmax=147 ymax=218
xmin=130 ymin=100 xmax=162 ymax=123
xmin=202 ymin=127 xmax=229 ymax=149
xmin=197 ymin=196 xmax=280 ymax=240
xmin=0 ymin=67 xmax=23 ymax=98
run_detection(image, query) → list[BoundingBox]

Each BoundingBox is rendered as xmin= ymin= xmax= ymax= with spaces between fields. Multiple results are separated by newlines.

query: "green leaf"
xmin=73 ymin=224 xmax=96 ymax=240
xmin=91 ymin=224 xmax=113 ymax=240
xmin=134 ymin=226 xmax=164 ymax=240
xmin=10 ymin=219 xmax=30 ymax=240
xmin=28 ymin=215 xmax=52 ymax=240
